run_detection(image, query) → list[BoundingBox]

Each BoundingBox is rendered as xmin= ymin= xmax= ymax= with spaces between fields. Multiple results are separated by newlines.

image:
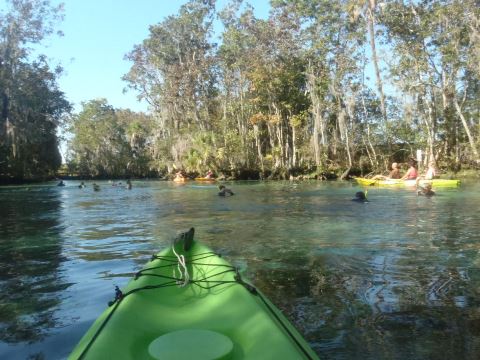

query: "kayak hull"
xmin=69 ymin=237 xmax=318 ymax=360
xmin=194 ymin=177 xmax=216 ymax=181
xmin=355 ymin=177 xmax=460 ymax=187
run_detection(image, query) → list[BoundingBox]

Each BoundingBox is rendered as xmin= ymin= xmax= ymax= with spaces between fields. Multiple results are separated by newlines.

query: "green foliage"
xmin=63 ymin=0 xmax=480 ymax=178
xmin=123 ymin=0 xmax=217 ymax=132
xmin=0 ymin=0 xmax=70 ymax=181
xmin=68 ymin=99 xmax=156 ymax=178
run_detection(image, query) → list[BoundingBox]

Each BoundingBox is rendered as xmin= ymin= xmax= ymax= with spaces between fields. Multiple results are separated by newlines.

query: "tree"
xmin=124 ymin=0 xmax=217 ymax=131
xmin=382 ymin=0 xmax=480 ymax=166
xmin=68 ymin=99 xmax=131 ymax=177
xmin=123 ymin=0 xmax=218 ymax=174
xmin=0 ymin=0 xmax=70 ymax=180
xmin=116 ymin=109 xmax=156 ymax=176
xmin=272 ymin=0 xmax=366 ymax=176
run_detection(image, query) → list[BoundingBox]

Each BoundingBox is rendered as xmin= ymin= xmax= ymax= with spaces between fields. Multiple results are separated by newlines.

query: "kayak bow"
xmin=69 ymin=228 xmax=319 ymax=360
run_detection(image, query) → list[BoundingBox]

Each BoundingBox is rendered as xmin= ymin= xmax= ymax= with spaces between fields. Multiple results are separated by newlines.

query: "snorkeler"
xmin=417 ymin=183 xmax=435 ymax=197
xmin=218 ymin=185 xmax=234 ymax=197
xmin=352 ymin=191 xmax=368 ymax=202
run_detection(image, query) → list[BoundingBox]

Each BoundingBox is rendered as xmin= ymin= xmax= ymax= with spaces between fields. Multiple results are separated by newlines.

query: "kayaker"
xmin=126 ymin=179 xmax=132 ymax=190
xmin=416 ymin=160 xmax=436 ymax=183
xmin=57 ymin=180 xmax=65 ymax=186
xmin=78 ymin=181 xmax=86 ymax=188
xmin=424 ymin=161 xmax=436 ymax=180
xmin=388 ymin=162 xmax=401 ymax=179
xmin=352 ymin=191 xmax=368 ymax=202
xmin=218 ymin=185 xmax=234 ymax=196
xmin=372 ymin=162 xmax=401 ymax=180
xmin=93 ymin=183 xmax=100 ymax=191
xmin=401 ymin=159 xmax=418 ymax=180
xmin=417 ymin=183 xmax=435 ymax=196
xmin=205 ymin=169 xmax=214 ymax=179
xmin=174 ymin=171 xmax=185 ymax=181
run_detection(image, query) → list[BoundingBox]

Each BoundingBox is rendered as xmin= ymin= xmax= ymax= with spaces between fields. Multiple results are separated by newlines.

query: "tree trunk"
xmin=453 ymin=97 xmax=480 ymax=162
xmin=361 ymin=87 xmax=378 ymax=168
xmin=338 ymin=108 xmax=352 ymax=177
xmin=292 ymin=123 xmax=297 ymax=168
xmin=424 ymin=94 xmax=436 ymax=163
xmin=0 ymin=91 xmax=9 ymax=139
xmin=306 ymin=64 xmax=327 ymax=167
xmin=253 ymin=124 xmax=264 ymax=171
xmin=367 ymin=1 xmax=389 ymax=145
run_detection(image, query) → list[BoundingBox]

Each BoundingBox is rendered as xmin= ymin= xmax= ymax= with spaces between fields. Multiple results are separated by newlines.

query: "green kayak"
xmin=69 ymin=228 xmax=319 ymax=360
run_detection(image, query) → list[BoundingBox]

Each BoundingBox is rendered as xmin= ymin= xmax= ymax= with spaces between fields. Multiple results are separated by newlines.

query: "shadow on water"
xmin=0 ymin=187 xmax=70 ymax=358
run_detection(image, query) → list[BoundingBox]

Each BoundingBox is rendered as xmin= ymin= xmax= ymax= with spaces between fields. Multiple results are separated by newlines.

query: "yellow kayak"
xmin=194 ymin=177 xmax=216 ymax=182
xmin=355 ymin=177 xmax=460 ymax=187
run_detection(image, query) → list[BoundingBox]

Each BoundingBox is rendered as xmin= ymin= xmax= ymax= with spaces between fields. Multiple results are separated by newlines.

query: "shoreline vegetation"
xmin=1 ymin=1 xmax=480 ymax=186
xmin=0 ymin=168 xmax=477 ymax=187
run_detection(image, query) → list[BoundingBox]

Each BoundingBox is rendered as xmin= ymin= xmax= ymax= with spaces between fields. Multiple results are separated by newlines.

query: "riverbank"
xmin=1 ymin=167 xmax=478 ymax=186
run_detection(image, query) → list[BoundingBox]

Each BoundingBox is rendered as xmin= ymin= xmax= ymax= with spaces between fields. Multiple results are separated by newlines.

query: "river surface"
xmin=1 ymin=180 xmax=480 ymax=359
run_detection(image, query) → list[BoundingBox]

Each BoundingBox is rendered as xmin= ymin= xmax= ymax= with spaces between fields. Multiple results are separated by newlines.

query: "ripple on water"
xmin=1 ymin=181 xmax=480 ymax=359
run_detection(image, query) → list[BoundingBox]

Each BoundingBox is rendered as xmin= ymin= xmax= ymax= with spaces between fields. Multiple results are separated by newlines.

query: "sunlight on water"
xmin=1 ymin=180 xmax=480 ymax=359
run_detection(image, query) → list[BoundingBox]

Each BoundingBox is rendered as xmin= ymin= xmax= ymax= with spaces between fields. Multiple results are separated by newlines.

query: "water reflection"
xmin=0 ymin=188 xmax=68 ymax=346
xmin=1 ymin=181 xmax=480 ymax=359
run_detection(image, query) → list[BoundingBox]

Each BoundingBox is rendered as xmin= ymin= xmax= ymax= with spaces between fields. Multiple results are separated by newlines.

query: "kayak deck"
xmin=69 ymin=232 xmax=318 ymax=360
xmin=194 ymin=177 xmax=216 ymax=181
xmin=355 ymin=177 xmax=460 ymax=187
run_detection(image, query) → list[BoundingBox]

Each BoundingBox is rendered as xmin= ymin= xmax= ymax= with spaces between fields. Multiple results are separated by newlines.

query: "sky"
xmin=26 ymin=0 xmax=270 ymax=113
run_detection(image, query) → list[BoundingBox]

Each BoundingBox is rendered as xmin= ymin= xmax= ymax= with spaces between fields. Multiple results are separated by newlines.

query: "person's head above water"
xmin=392 ymin=162 xmax=398 ymax=169
xmin=355 ymin=191 xmax=367 ymax=200
xmin=352 ymin=191 xmax=368 ymax=202
xmin=418 ymin=182 xmax=435 ymax=196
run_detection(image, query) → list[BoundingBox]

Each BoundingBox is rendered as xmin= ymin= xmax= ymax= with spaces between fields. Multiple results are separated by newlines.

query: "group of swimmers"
xmin=64 ymin=175 xmax=233 ymax=196
xmin=57 ymin=180 xmax=132 ymax=191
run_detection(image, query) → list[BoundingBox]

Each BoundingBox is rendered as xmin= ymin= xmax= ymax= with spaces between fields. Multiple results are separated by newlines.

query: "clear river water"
xmin=1 ymin=180 xmax=479 ymax=359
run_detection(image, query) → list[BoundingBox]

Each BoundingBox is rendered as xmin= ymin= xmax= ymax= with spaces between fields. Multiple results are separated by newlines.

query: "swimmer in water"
xmin=352 ymin=191 xmax=368 ymax=202
xmin=218 ymin=185 xmax=234 ymax=196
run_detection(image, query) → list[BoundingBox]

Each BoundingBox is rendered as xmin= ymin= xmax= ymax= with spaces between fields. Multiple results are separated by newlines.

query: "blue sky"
xmin=31 ymin=0 xmax=270 ymax=113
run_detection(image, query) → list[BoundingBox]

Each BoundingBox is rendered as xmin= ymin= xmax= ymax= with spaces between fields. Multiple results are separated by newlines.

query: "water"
xmin=1 ymin=180 xmax=480 ymax=359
